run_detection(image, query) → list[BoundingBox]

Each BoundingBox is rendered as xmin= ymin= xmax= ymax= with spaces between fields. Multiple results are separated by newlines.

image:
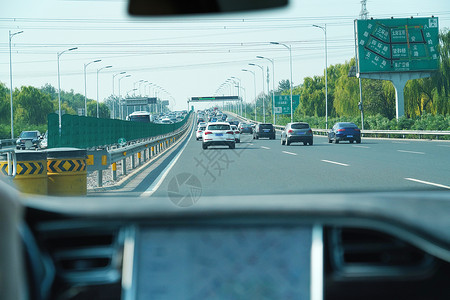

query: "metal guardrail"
xmin=0 ymin=138 xmax=17 ymax=149
xmin=225 ymin=111 xmax=450 ymax=140
xmin=91 ymin=113 xmax=195 ymax=187
xmin=0 ymin=149 xmax=17 ymax=176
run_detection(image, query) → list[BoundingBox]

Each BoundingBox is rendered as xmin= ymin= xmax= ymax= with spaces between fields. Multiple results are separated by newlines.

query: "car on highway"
xmin=253 ymin=123 xmax=275 ymax=139
xmin=196 ymin=126 xmax=206 ymax=140
xmin=202 ymin=122 xmax=235 ymax=149
xmin=328 ymin=122 xmax=361 ymax=144
xmin=160 ymin=118 xmax=174 ymax=124
xmin=197 ymin=118 xmax=205 ymax=124
xmin=228 ymin=120 xmax=240 ymax=127
xmin=231 ymin=125 xmax=240 ymax=143
xmin=16 ymin=130 xmax=42 ymax=150
xmin=198 ymin=121 xmax=207 ymax=128
xmin=281 ymin=122 xmax=313 ymax=146
xmin=239 ymin=123 xmax=253 ymax=134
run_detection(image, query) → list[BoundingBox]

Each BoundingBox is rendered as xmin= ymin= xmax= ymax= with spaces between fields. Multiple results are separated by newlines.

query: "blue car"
xmin=328 ymin=122 xmax=361 ymax=144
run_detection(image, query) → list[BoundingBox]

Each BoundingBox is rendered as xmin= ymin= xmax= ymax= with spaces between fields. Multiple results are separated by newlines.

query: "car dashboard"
xmin=1 ymin=181 xmax=450 ymax=300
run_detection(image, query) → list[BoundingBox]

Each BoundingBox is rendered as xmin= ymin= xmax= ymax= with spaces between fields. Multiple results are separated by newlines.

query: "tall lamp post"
xmin=96 ymin=65 xmax=112 ymax=118
xmin=57 ymin=47 xmax=78 ymax=128
xmin=112 ymin=71 xmax=126 ymax=118
xmin=257 ymin=56 xmax=275 ymax=124
xmin=118 ymin=74 xmax=131 ymax=120
xmin=313 ymin=24 xmax=329 ymax=129
xmin=242 ymin=69 xmax=257 ymax=121
xmin=271 ymin=42 xmax=293 ymax=123
xmin=84 ymin=59 xmax=101 ymax=116
xmin=9 ymin=30 xmax=23 ymax=138
xmin=231 ymin=76 xmax=242 ymax=115
xmin=249 ymin=63 xmax=266 ymax=123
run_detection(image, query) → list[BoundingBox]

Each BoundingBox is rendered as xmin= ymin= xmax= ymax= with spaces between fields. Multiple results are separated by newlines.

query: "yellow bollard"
xmin=46 ymin=148 xmax=87 ymax=196
xmin=1 ymin=151 xmax=48 ymax=195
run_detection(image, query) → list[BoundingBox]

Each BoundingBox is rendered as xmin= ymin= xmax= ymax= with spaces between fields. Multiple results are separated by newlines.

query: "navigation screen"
xmin=135 ymin=226 xmax=314 ymax=300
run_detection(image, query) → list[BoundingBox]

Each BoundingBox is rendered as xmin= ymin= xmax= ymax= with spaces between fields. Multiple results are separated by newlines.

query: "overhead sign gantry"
xmin=354 ymin=17 xmax=439 ymax=119
xmin=190 ymin=96 xmax=240 ymax=102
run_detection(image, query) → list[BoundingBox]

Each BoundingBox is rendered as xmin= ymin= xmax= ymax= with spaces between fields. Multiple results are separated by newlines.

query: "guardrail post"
xmin=122 ymin=158 xmax=127 ymax=175
xmin=98 ymin=170 xmax=103 ymax=187
xmin=112 ymin=162 xmax=117 ymax=181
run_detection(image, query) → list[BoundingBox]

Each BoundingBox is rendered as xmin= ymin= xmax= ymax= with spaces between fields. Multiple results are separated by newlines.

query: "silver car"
xmin=281 ymin=122 xmax=313 ymax=146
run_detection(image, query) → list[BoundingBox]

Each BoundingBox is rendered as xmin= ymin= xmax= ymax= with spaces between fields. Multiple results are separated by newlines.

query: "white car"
xmin=196 ymin=125 xmax=206 ymax=140
xmin=202 ymin=122 xmax=235 ymax=149
xmin=198 ymin=122 xmax=207 ymax=127
xmin=231 ymin=125 xmax=240 ymax=143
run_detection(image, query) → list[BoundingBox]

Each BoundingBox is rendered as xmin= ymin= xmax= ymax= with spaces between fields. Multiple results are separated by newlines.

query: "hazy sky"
xmin=1 ymin=0 xmax=449 ymax=111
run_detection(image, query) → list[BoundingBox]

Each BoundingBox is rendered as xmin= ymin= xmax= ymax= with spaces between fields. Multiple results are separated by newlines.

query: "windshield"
xmin=1 ymin=0 xmax=449 ymax=200
xmin=208 ymin=124 xmax=230 ymax=130
xmin=129 ymin=115 xmax=151 ymax=122
xmin=259 ymin=124 xmax=273 ymax=129
xmin=291 ymin=123 xmax=310 ymax=129
xmin=20 ymin=131 xmax=38 ymax=138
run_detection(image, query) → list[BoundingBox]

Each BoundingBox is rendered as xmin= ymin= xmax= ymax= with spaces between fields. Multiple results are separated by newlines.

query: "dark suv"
xmin=253 ymin=123 xmax=275 ymax=139
xmin=16 ymin=130 xmax=42 ymax=150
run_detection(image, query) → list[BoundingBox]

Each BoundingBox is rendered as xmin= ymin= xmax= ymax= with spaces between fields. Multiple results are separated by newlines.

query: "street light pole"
xmin=57 ymin=47 xmax=78 ymax=128
xmin=231 ymin=76 xmax=242 ymax=116
xmin=249 ymin=63 xmax=266 ymax=123
xmin=84 ymin=59 xmax=101 ymax=117
xmin=271 ymin=42 xmax=293 ymax=123
xmin=242 ymin=69 xmax=257 ymax=121
xmin=112 ymin=71 xmax=126 ymax=119
xmin=257 ymin=56 xmax=275 ymax=124
xmin=96 ymin=65 xmax=112 ymax=118
xmin=313 ymin=24 xmax=329 ymax=129
xmin=118 ymin=74 xmax=131 ymax=120
xmin=9 ymin=30 xmax=23 ymax=139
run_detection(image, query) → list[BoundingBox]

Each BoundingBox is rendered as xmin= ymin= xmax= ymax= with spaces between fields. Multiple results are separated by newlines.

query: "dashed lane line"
xmin=405 ymin=178 xmax=450 ymax=190
xmin=321 ymin=160 xmax=349 ymax=167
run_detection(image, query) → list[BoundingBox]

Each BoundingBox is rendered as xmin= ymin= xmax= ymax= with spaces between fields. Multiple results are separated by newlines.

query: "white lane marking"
xmin=282 ymin=151 xmax=297 ymax=156
xmin=397 ymin=150 xmax=425 ymax=155
xmin=140 ymin=124 xmax=195 ymax=197
xmin=261 ymin=146 xmax=271 ymax=150
xmin=352 ymin=145 xmax=370 ymax=149
xmin=405 ymin=178 xmax=450 ymax=190
xmin=437 ymin=145 xmax=450 ymax=148
xmin=321 ymin=160 xmax=349 ymax=167
xmin=392 ymin=141 xmax=409 ymax=144
xmin=249 ymin=143 xmax=254 ymax=146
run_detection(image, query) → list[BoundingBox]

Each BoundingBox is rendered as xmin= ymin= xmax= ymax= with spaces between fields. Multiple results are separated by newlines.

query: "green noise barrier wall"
xmin=48 ymin=112 xmax=191 ymax=148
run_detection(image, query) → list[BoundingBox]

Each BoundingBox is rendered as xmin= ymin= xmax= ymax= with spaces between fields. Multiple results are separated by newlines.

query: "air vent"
xmin=329 ymin=228 xmax=435 ymax=279
xmin=36 ymin=222 xmax=124 ymax=285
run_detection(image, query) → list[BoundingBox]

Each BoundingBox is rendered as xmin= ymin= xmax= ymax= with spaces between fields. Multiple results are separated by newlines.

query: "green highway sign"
xmin=191 ymin=96 xmax=240 ymax=102
xmin=274 ymin=95 xmax=300 ymax=114
xmin=118 ymin=138 xmax=126 ymax=145
xmin=355 ymin=17 xmax=439 ymax=73
xmin=125 ymin=97 xmax=157 ymax=106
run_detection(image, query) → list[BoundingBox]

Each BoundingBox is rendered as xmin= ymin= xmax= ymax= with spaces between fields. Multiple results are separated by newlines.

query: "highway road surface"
xmin=90 ymin=123 xmax=450 ymax=205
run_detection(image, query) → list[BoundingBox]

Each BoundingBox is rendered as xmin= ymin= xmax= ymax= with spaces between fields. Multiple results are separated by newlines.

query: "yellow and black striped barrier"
xmin=46 ymin=148 xmax=87 ymax=196
xmin=0 ymin=151 xmax=48 ymax=195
